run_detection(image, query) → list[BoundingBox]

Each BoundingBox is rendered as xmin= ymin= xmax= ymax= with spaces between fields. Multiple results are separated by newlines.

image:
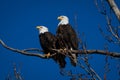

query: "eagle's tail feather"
xmin=70 ymin=54 xmax=77 ymax=66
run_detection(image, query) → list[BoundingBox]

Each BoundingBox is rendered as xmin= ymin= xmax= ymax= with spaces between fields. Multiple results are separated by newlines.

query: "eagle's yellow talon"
xmin=63 ymin=48 xmax=67 ymax=53
xmin=45 ymin=53 xmax=50 ymax=58
xmin=63 ymin=48 xmax=67 ymax=50
xmin=59 ymin=48 xmax=63 ymax=51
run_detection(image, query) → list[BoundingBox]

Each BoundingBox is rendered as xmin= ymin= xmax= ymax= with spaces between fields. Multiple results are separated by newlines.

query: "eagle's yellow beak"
xmin=36 ymin=26 xmax=42 ymax=29
xmin=57 ymin=16 xmax=63 ymax=20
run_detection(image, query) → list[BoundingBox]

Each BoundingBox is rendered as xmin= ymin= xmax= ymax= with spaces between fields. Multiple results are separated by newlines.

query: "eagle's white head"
xmin=57 ymin=15 xmax=69 ymax=26
xmin=36 ymin=26 xmax=48 ymax=34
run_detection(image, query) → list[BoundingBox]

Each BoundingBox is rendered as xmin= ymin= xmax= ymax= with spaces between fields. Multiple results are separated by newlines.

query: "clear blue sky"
xmin=0 ymin=0 xmax=120 ymax=80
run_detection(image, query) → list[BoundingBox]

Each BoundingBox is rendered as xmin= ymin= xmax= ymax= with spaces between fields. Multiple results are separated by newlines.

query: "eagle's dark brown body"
xmin=56 ymin=24 xmax=78 ymax=66
xmin=39 ymin=32 xmax=66 ymax=68
xmin=56 ymin=24 xmax=78 ymax=50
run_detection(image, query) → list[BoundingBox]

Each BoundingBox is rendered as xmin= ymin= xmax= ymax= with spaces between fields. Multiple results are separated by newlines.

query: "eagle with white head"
xmin=56 ymin=15 xmax=78 ymax=66
xmin=36 ymin=26 xmax=66 ymax=68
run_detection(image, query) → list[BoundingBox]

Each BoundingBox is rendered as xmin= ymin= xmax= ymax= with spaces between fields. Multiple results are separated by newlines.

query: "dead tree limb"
xmin=107 ymin=0 xmax=120 ymax=21
xmin=95 ymin=0 xmax=120 ymax=45
xmin=0 ymin=39 xmax=48 ymax=59
xmin=13 ymin=63 xmax=24 ymax=80
xmin=0 ymin=39 xmax=120 ymax=58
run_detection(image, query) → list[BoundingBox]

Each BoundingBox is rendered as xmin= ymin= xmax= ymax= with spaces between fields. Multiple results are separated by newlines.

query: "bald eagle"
xmin=36 ymin=26 xmax=66 ymax=68
xmin=56 ymin=15 xmax=78 ymax=66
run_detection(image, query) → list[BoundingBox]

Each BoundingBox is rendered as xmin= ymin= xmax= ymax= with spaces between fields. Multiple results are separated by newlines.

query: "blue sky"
xmin=0 ymin=0 xmax=120 ymax=80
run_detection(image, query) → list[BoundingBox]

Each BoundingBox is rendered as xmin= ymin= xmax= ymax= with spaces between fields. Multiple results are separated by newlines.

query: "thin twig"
xmin=22 ymin=48 xmax=43 ymax=52
xmin=106 ymin=15 xmax=120 ymax=41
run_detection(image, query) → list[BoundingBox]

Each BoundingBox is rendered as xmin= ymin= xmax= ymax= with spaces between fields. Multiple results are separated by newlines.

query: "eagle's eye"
xmin=61 ymin=16 xmax=64 ymax=18
xmin=40 ymin=27 xmax=43 ymax=29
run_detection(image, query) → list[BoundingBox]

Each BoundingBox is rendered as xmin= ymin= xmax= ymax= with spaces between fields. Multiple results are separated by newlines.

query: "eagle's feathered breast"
xmin=39 ymin=32 xmax=56 ymax=53
xmin=56 ymin=24 xmax=78 ymax=50
xmin=39 ymin=32 xmax=66 ymax=68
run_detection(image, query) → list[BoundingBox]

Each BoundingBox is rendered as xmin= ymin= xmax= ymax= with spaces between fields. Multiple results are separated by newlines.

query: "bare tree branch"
xmin=1 ymin=39 xmax=120 ymax=58
xmin=106 ymin=13 xmax=120 ymax=41
xmin=13 ymin=63 xmax=24 ymax=80
xmin=0 ymin=39 xmax=48 ymax=59
xmin=60 ymin=69 xmax=93 ymax=80
xmin=80 ymin=57 xmax=102 ymax=80
xmin=22 ymin=48 xmax=43 ymax=52
xmin=107 ymin=0 xmax=120 ymax=21
xmin=95 ymin=0 xmax=120 ymax=45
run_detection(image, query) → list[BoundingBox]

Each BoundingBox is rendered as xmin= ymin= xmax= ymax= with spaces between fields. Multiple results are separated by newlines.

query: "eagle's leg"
xmin=63 ymin=48 xmax=67 ymax=51
xmin=59 ymin=48 xmax=67 ymax=54
xmin=45 ymin=53 xmax=51 ymax=58
xmin=59 ymin=48 xmax=68 ymax=56
xmin=58 ymin=48 xmax=63 ymax=52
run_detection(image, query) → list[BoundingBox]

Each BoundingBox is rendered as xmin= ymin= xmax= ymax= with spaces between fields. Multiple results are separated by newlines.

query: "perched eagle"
xmin=36 ymin=26 xmax=66 ymax=68
xmin=56 ymin=15 xmax=78 ymax=66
